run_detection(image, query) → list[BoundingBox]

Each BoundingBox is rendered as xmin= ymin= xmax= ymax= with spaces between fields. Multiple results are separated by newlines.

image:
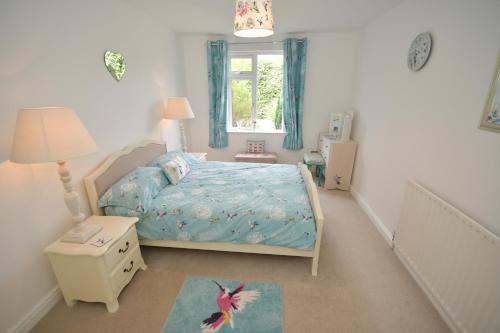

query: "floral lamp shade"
xmin=234 ymin=0 xmax=274 ymax=38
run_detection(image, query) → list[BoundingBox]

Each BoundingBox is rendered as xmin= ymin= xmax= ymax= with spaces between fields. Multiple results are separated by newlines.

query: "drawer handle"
xmin=118 ymin=241 xmax=129 ymax=254
xmin=123 ymin=260 xmax=134 ymax=273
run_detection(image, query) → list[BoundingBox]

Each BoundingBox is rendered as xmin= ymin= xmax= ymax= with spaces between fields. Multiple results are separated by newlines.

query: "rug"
xmin=161 ymin=276 xmax=283 ymax=333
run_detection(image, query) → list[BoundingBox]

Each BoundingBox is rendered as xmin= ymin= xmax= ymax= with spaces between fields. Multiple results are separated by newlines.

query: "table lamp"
xmin=10 ymin=107 xmax=101 ymax=243
xmin=162 ymin=97 xmax=194 ymax=152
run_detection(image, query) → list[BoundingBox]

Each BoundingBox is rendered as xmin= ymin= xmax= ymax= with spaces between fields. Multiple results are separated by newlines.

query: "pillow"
xmin=161 ymin=156 xmax=190 ymax=185
xmin=148 ymin=150 xmax=197 ymax=167
xmin=105 ymin=205 xmax=142 ymax=218
xmin=182 ymin=152 xmax=198 ymax=165
xmin=98 ymin=166 xmax=169 ymax=212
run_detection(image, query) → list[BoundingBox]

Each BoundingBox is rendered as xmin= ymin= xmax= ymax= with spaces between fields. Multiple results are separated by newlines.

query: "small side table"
xmin=43 ymin=215 xmax=147 ymax=312
xmin=303 ymin=152 xmax=325 ymax=186
xmin=190 ymin=152 xmax=207 ymax=161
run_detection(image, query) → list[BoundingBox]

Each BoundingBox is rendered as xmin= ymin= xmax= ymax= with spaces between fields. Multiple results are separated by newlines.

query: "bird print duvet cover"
xmin=106 ymin=160 xmax=317 ymax=250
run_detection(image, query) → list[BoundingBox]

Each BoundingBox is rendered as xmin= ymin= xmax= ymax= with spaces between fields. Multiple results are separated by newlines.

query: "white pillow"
xmin=161 ymin=156 xmax=190 ymax=185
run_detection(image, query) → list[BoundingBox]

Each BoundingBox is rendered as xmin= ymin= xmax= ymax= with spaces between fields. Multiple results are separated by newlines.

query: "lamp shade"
xmin=234 ymin=0 xmax=274 ymax=38
xmin=10 ymin=107 xmax=98 ymax=164
xmin=162 ymin=97 xmax=195 ymax=120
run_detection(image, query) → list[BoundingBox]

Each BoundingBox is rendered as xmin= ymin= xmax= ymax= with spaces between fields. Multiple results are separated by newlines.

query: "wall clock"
xmin=407 ymin=32 xmax=432 ymax=72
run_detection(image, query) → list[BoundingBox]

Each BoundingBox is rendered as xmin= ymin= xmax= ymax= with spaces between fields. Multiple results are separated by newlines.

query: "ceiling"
xmin=122 ymin=0 xmax=405 ymax=35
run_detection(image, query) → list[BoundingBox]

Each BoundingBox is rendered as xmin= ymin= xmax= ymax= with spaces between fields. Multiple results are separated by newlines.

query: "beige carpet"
xmin=33 ymin=189 xmax=450 ymax=333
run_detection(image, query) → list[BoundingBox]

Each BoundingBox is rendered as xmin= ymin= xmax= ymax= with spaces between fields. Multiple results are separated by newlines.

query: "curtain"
xmin=207 ymin=40 xmax=229 ymax=148
xmin=282 ymin=38 xmax=308 ymax=150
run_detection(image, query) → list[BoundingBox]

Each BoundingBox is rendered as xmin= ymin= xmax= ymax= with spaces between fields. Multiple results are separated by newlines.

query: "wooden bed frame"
xmin=84 ymin=141 xmax=324 ymax=276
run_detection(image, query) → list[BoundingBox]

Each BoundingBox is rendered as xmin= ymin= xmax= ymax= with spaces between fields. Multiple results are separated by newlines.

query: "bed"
xmin=84 ymin=141 xmax=324 ymax=275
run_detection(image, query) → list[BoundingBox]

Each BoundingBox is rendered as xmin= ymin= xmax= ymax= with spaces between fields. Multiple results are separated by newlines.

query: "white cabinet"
xmin=319 ymin=133 xmax=357 ymax=190
xmin=43 ymin=216 xmax=146 ymax=312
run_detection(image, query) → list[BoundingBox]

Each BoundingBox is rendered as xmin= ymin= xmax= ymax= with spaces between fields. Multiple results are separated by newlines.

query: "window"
xmin=228 ymin=51 xmax=284 ymax=133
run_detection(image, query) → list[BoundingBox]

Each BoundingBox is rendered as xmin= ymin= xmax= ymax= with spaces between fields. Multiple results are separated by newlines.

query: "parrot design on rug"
xmin=201 ymin=280 xmax=260 ymax=333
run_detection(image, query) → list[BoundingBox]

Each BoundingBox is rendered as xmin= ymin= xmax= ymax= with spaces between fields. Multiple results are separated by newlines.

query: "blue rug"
xmin=162 ymin=276 xmax=283 ymax=333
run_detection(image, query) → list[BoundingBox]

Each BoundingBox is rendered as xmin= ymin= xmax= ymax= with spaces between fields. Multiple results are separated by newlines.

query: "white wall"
xmin=0 ymin=1 xmax=182 ymax=332
xmin=181 ymin=32 xmax=360 ymax=164
xmin=351 ymin=0 xmax=500 ymax=237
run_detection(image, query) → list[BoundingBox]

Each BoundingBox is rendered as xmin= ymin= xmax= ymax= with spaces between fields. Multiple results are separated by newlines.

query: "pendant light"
xmin=234 ymin=0 xmax=274 ymax=38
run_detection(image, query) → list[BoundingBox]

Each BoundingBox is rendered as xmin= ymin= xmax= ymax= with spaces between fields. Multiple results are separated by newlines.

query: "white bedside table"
xmin=190 ymin=152 xmax=207 ymax=161
xmin=44 ymin=215 xmax=147 ymax=312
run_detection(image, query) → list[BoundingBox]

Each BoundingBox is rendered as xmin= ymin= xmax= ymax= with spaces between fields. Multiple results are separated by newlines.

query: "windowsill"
xmin=227 ymin=129 xmax=286 ymax=134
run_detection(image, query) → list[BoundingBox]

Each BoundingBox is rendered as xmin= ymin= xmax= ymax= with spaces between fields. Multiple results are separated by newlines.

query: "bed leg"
xmin=311 ymin=221 xmax=323 ymax=277
xmin=312 ymin=254 xmax=319 ymax=276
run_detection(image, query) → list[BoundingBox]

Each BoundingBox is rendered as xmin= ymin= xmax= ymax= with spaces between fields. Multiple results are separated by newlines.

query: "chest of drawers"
xmin=319 ymin=134 xmax=357 ymax=190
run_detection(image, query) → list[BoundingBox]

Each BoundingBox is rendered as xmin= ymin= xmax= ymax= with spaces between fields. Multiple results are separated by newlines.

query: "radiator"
xmin=394 ymin=181 xmax=500 ymax=333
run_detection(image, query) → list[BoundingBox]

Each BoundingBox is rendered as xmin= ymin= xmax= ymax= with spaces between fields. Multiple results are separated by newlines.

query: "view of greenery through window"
xmin=231 ymin=57 xmax=252 ymax=72
xmin=231 ymin=79 xmax=253 ymax=128
xmin=230 ymin=54 xmax=283 ymax=131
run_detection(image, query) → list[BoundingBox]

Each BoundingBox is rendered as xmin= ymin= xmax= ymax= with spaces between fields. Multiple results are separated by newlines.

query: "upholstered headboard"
xmin=84 ymin=140 xmax=167 ymax=215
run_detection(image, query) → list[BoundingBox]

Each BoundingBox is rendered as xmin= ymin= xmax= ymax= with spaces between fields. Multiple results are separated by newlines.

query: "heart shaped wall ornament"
xmin=104 ymin=50 xmax=126 ymax=81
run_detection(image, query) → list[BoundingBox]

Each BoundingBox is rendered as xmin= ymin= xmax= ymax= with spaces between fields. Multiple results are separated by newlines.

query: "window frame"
xmin=227 ymin=50 xmax=285 ymax=134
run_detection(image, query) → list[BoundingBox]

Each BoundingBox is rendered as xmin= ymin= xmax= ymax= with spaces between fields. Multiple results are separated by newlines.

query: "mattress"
xmin=106 ymin=161 xmax=317 ymax=250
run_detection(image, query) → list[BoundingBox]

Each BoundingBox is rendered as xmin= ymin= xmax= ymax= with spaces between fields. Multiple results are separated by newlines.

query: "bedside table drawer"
xmin=104 ymin=227 xmax=138 ymax=271
xmin=109 ymin=245 xmax=142 ymax=292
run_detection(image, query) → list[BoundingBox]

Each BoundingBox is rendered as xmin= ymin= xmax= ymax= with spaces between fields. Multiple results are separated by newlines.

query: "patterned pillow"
xmin=98 ymin=167 xmax=169 ymax=212
xmin=161 ymin=156 xmax=190 ymax=185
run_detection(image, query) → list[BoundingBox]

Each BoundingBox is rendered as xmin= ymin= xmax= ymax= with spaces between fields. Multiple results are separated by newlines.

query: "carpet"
xmin=162 ymin=276 xmax=283 ymax=333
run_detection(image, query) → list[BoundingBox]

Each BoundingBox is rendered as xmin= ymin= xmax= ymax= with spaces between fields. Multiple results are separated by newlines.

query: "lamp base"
xmin=179 ymin=119 xmax=188 ymax=152
xmin=61 ymin=223 xmax=103 ymax=243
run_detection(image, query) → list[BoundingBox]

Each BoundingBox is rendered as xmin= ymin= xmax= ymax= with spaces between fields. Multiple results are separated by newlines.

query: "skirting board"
xmin=7 ymin=286 xmax=61 ymax=333
xmin=350 ymin=188 xmax=394 ymax=246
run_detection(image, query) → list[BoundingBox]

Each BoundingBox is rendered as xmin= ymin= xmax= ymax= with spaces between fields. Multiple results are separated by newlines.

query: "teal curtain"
xmin=207 ymin=40 xmax=229 ymax=148
xmin=282 ymin=38 xmax=308 ymax=150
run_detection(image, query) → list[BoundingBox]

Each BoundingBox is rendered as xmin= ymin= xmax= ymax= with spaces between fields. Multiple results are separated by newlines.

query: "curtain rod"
xmin=228 ymin=39 xmax=306 ymax=45
xmin=228 ymin=41 xmax=283 ymax=45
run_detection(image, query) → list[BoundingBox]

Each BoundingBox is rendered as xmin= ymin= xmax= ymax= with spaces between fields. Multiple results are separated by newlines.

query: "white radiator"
xmin=394 ymin=181 xmax=500 ymax=333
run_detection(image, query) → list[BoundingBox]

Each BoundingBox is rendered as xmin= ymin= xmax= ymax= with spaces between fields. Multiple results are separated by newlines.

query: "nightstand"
xmin=43 ymin=215 xmax=147 ymax=312
xmin=191 ymin=152 xmax=207 ymax=161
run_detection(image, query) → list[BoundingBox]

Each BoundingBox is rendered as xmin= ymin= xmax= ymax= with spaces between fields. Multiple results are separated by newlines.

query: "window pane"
xmin=231 ymin=80 xmax=253 ymax=129
xmin=256 ymin=54 xmax=284 ymax=131
xmin=231 ymin=57 xmax=252 ymax=72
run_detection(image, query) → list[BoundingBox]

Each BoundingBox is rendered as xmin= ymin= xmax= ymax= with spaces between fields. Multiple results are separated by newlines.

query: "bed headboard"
xmin=84 ymin=140 xmax=167 ymax=216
